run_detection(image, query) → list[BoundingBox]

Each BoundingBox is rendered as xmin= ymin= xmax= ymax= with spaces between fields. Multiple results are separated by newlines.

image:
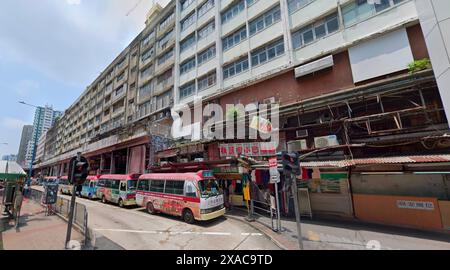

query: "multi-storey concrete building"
xmin=34 ymin=3 xmax=177 ymax=177
xmin=34 ymin=0 xmax=450 ymax=233
xmin=25 ymin=106 xmax=62 ymax=168
xmin=17 ymin=125 xmax=33 ymax=167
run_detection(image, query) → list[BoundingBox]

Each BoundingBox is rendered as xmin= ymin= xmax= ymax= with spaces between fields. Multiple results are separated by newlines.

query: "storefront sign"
xmin=219 ymin=142 xmax=277 ymax=157
xmin=397 ymin=200 xmax=435 ymax=211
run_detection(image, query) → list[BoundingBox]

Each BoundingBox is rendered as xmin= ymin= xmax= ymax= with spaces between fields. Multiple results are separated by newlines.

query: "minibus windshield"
xmin=198 ymin=179 xmax=221 ymax=198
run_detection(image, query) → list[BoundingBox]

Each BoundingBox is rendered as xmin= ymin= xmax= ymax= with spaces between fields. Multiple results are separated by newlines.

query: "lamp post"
xmin=18 ymin=101 xmax=42 ymax=180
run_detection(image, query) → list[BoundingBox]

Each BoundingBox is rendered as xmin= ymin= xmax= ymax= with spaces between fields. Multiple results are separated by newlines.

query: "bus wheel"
xmin=118 ymin=199 xmax=124 ymax=208
xmin=101 ymin=196 xmax=106 ymax=204
xmin=146 ymin=202 xmax=156 ymax=215
xmin=182 ymin=209 xmax=195 ymax=224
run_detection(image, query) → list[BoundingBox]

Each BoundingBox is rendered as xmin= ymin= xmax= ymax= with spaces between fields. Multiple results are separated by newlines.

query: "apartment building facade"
xmin=25 ymin=106 xmax=62 ymax=169
xmin=34 ymin=2 xmax=178 ymax=177
xmin=35 ymin=0 xmax=450 ymax=221
xmin=149 ymin=0 xmax=450 ymax=231
xmin=17 ymin=125 xmax=33 ymax=167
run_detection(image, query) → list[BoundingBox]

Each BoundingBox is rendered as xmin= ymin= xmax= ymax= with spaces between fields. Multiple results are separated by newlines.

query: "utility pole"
xmin=290 ymin=172 xmax=304 ymax=250
xmin=65 ymin=152 xmax=80 ymax=249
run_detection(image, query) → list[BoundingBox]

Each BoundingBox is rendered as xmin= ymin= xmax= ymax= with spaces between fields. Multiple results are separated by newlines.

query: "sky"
xmin=0 ymin=0 xmax=170 ymax=158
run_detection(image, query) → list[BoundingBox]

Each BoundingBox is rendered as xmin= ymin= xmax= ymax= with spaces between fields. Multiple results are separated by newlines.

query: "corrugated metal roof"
xmin=299 ymin=155 xmax=450 ymax=168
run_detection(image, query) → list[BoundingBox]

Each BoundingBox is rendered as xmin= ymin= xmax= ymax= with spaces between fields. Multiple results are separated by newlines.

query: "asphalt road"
xmin=32 ymin=186 xmax=281 ymax=250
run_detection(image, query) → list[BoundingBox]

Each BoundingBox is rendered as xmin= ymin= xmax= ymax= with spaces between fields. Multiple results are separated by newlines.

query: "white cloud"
xmin=67 ymin=0 xmax=81 ymax=5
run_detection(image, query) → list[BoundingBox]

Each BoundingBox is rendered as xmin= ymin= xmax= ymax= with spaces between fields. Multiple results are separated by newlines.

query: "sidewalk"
xmin=0 ymin=198 xmax=84 ymax=250
xmin=225 ymin=208 xmax=450 ymax=250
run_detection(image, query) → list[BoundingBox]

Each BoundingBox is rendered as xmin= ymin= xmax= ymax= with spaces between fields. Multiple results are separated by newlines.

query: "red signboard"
xmin=219 ymin=142 xmax=277 ymax=157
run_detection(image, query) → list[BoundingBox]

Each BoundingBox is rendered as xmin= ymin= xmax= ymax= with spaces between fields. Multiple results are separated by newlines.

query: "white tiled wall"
xmin=415 ymin=0 xmax=450 ymax=125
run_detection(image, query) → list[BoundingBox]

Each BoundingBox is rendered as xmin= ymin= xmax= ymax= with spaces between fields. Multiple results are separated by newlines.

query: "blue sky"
xmin=0 ymin=0 xmax=169 ymax=158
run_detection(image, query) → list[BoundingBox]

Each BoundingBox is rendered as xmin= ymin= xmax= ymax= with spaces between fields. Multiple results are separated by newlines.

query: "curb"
xmin=225 ymin=214 xmax=299 ymax=250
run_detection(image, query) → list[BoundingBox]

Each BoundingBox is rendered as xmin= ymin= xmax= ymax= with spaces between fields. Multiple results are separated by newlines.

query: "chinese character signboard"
xmin=219 ymin=142 xmax=277 ymax=157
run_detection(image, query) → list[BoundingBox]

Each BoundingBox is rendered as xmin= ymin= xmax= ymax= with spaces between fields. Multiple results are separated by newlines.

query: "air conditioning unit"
xmin=314 ymin=135 xmax=339 ymax=149
xmin=160 ymin=161 xmax=169 ymax=166
xmin=263 ymin=97 xmax=277 ymax=105
xmin=296 ymin=129 xmax=308 ymax=138
xmin=287 ymin=140 xmax=308 ymax=152
xmin=180 ymin=158 xmax=189 ymax=163
xmin=194 ymin=158 xmax=204 ymax=162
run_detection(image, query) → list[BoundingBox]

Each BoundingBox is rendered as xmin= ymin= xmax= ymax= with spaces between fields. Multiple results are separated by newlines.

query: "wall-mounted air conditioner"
xmin=295 ymin=55 xmax=334 ymax=78
xmin=314 ymin=135 xmax=339 ymax=149
xmin=287 ymin=140 xmax=308 ymax=152
xmin=296 ymin=129 xmax=308 ymax=138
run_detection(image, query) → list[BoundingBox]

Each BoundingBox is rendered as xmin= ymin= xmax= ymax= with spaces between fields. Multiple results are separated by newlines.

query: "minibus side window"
xmin=120 ymin=181 xmax=126 ymax=191
xmin=185 ymin=181 xmax=197 ymax=198
xmin=165 ymin=181 xmax=185 ymax=195
xmin=150 ymin=180 xmax=165 ymax=193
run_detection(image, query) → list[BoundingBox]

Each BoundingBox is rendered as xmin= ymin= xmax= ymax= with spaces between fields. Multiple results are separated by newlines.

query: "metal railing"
xmin=28 ymin=188 xmax=89 ymax=246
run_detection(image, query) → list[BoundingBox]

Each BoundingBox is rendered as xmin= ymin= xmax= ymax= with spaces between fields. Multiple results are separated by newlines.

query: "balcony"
xmin=156 ymin=38 xmax=175 ymax=56
xmin=112 ymin=85 xmax=127 ymax=103
xmin=154 ymin=77 xmax=174 ymax=96
xmin=111 ymin=106 xmax=125 ymax=119
xmin=99 ymin=117 xmax=125 ymax=134
xmin=156 ymin=18 xmax=175 ymax=39
xmin=155 ymin=54 xmax=175 ymax=76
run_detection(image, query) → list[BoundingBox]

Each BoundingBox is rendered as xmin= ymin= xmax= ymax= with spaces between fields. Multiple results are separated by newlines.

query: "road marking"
xmin=94 ymin=228 xmax=259 ymax=237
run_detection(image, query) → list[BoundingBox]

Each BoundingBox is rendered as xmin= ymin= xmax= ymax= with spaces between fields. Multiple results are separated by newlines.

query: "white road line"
xmin=94 ymin=228 xmax=255 ymax=237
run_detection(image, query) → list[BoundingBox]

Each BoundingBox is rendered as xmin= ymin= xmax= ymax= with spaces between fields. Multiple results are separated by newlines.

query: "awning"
xmin=300 ymin=155 xmax=450 ymax=168
xmin=0 ymin=161 xmax=27 ymax=180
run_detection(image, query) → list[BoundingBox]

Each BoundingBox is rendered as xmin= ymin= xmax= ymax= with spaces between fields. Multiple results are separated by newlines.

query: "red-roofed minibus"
xmin=80 ymin=175 xmax=101 ymax=200
xmin=59 ymin=176 xmax=73 ymax=195
xmin=96 ymin=174 xmax=140 ymax=207
xmin=136 ymin=171 xmax=225 ymax=224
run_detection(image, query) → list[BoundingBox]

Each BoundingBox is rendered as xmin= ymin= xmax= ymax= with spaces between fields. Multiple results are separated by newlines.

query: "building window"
xmin=157 ymin=69 xmax=173 ymax=87
xmin=287 ymin=0 xmax=315 ymax=14
xmin=159 ymin=12 xmax=175 ymax=30
xmin=180 ymin=34 xmax=196 ymax=53
xmin=180 ymin=57 xmax=196 ymax=75
xmin=139 ymin=81 xmax=153 ymax=100
xmin=142 ymin=31 xmax=155 ymax=46
xmin=197 ymin=45 xmax=216 ymax=66
xmin=342 ymin=0 xmax=402 ymax=27
xmin=140 ymin=65 xmax=154 ymax=79
xmin=158 ymin=29 xmax=174 ymax=49
xmin=141 ymin=47 xmax=154 ymax=62
xmin=292 ymin=13 xmax=339 ymax=49
xmin=197 ymin=20 xmax=215 ymax=41
xmin=249 ymin=5 xmax=281 ymax=36
xmin=222 ymin=26 xmax=247 ymax=51
xmin=158 ymin=49 xmax=174 ymax=66
xmin=223 ymin=57 xmax=249 ymax=79
xmin=181 ymin=11 xmax=196 ymax=32
xmin=251 ymin=38 xmax=285 ymax=66
xmin=221 ymin=0 xmax=245 ymax=24
xmin=179 ymin=81 xmax=196 ymax=99
xmin=116 ymin=73 xmax=124 ymax=82
xmin=198 ymin=71 xmax=217 ymax=91
xmin=181 ymin=0 xmax=195 ymax=11
xmin=198 ymin=0 xmax=215 ymax=18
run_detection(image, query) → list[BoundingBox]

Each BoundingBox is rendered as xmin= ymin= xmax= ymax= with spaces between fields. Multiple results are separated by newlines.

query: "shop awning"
xmin=299 ymin=155 xmax=450 ymax=168
xmin=0 ymin=161 xmax=27 ymax=180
